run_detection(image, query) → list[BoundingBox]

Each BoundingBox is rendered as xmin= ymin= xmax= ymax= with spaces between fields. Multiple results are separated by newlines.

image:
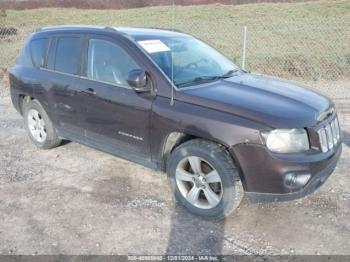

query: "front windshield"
xmin=137 ymin=36 xmax=240 ymax=88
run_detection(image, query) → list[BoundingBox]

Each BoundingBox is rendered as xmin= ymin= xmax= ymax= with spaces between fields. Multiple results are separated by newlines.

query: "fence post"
xmin=242 ymin=26 xmax=247 ymax=70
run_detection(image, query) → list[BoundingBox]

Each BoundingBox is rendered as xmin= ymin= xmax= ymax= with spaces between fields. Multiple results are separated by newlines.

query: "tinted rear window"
xmin=54 ymin=37 xmax=81 ymax=75
xmin=30 ymin=38 xmax=47 ymax=68
xmin=47 ymin=38 xmax=57 ymax=70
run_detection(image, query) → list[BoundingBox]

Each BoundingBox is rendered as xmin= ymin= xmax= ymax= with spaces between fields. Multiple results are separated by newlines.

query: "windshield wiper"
xmin=176 ymin=76 xmax=222 ymax=88
xmin=220 ymin=69 xmax=241 ymax=78
xmin=175 ymin=69 xmax=241 ymax=88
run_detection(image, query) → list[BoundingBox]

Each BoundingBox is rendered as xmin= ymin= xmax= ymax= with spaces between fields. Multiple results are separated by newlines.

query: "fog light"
xmin=284 ymin=173 xmax=311 ymax=189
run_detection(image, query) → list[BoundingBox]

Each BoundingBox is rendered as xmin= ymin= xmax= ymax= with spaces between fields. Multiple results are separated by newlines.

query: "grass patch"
xmin=0 ymin=0 xmax=349 ymax=82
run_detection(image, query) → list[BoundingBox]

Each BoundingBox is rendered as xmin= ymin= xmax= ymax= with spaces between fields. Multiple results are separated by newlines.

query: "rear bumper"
xmin=231 ymin=143 xmax=342 ymax=203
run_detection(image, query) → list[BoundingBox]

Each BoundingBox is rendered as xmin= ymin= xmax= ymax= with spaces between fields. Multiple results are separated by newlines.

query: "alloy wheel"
xmin=175 ymin=156 xmax=223 ymax=209
xmin=27 ymin=109 xmax=47 ymax=143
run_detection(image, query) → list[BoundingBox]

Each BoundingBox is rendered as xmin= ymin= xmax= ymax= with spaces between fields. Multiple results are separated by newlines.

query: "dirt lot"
xmin=0 ymin=81 xmax=349 ymax=255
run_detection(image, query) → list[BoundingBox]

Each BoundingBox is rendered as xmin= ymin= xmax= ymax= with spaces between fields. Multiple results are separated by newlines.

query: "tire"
xmin=167 ymin=139 xmax=244 ymax=220
xmin=23 ymin=98 xmax=61 ymax=149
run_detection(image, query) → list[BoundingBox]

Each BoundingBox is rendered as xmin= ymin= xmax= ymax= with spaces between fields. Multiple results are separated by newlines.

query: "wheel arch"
xmin=161 ymin=132 xmax=247 ymax=190
xmin=19 ymin=95 xmax=54 ymax=124
xmin=161 ymin=132 xmax=195 ymax=169
xmin=18 ymin=94 xmax=33 ymax=116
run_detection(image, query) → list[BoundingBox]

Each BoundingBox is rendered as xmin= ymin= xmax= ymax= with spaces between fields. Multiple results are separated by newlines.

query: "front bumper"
xmin=231 ymin=143 xmax=342 ymax=203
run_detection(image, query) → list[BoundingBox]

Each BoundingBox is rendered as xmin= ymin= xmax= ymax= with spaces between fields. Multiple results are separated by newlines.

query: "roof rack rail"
xmin=145 ymin=27 xmax=183 ymax=33
xmin=104 ymin=26 xmax=118 ymax=32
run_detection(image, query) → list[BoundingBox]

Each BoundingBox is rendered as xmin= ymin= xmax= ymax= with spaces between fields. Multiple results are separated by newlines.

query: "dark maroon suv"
xmin=9 ymin=26 xmax=342 ymax=219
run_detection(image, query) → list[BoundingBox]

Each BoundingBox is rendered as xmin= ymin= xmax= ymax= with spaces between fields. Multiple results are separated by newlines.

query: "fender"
xmin=151 ymin=96 xmax=268 ymax=169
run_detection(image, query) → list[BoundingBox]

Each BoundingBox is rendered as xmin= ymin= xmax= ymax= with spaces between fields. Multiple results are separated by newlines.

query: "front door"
xmin=77 ymin=36 xmax=153 ymax=160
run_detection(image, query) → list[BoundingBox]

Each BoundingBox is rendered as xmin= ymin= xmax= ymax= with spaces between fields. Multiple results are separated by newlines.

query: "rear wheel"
xmin=167 ymin=139 xmax=244 ymax=220
xmin=23 ymin=99 xmax=61 ymax=149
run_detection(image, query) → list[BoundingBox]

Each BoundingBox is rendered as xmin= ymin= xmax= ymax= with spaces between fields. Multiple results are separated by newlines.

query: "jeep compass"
xmin=9 ymin=26 xmax=342 ymax=219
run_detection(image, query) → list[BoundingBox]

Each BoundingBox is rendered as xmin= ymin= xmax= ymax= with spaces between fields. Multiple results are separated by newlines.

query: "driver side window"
xmin=87 ymin=39 xmax=141 ymax=88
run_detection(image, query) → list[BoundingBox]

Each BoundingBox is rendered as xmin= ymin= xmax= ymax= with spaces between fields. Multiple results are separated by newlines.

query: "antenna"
xmin=170 ymin=0 xmax=175 ymax=106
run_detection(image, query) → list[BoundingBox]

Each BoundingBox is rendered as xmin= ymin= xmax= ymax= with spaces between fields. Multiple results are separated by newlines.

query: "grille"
xmin=317 ymin=116 xmax=341 ymax=153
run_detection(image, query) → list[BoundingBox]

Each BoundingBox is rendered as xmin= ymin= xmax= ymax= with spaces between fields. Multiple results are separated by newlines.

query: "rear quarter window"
xmin=16 ymin=39 xmax=33 ymax=67
xmin=30 ymin=38 xmax=47 ymax=68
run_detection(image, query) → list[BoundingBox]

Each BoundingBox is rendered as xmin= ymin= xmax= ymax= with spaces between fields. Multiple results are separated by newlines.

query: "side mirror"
xmin=126 ymin=69 xmax=151 ymax=92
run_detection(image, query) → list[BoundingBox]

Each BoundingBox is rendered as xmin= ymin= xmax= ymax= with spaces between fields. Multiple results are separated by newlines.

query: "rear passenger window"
xmin=30 ymin=38 xmax=47 ymax=68
xmin=46 ymin=38 xmax=57 ymax=70
xmin=54 ymin=37 xmax=81 ymax=75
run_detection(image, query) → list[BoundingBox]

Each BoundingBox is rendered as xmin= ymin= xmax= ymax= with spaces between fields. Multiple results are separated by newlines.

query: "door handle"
xmin=82 ymin=88 xmax=96 ymax=95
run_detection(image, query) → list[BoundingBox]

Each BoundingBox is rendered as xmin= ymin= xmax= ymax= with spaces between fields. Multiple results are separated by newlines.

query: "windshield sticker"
xmin=138 ymin=40 xmax=171 ymax=53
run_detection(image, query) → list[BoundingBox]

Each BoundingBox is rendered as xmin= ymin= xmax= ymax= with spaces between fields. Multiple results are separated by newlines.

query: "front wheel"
xmin=167 ymin=139 xmax=244 ymax=220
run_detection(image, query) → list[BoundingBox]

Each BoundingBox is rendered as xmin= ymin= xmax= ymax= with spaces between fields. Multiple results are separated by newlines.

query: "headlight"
xmin=261 ymin=129 xmax=310 ymax=153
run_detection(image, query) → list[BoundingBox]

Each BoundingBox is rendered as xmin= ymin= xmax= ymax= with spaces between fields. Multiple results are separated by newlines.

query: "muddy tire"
xmin=167 ymin=139 xmax=244 ymax=220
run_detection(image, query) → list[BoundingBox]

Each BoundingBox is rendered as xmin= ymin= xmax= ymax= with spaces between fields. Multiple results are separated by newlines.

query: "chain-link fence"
xmin=0 ymin=1 xmax=349 ymax=86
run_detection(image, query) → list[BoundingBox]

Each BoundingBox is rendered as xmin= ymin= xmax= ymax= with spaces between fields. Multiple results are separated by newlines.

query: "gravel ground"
xmin=0 ymin=81 xmax=349 ymax=255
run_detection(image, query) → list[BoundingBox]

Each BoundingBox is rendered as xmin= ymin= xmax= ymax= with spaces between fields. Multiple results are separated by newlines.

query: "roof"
xmin=37 ymin=25 xmax=189 ymax=40
xmin=116 ymin=27 xmax=189 ymax=39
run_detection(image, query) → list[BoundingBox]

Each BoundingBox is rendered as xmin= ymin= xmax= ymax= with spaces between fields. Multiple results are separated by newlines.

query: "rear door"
xmin=43 ymin=35 xmax=85 ymax=137
xmin=77 ymin=34 xmax=153 ymax=160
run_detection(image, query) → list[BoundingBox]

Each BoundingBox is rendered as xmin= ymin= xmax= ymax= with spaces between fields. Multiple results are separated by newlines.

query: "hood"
xmin=178 ymin=73 xmax=332 ymax=128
